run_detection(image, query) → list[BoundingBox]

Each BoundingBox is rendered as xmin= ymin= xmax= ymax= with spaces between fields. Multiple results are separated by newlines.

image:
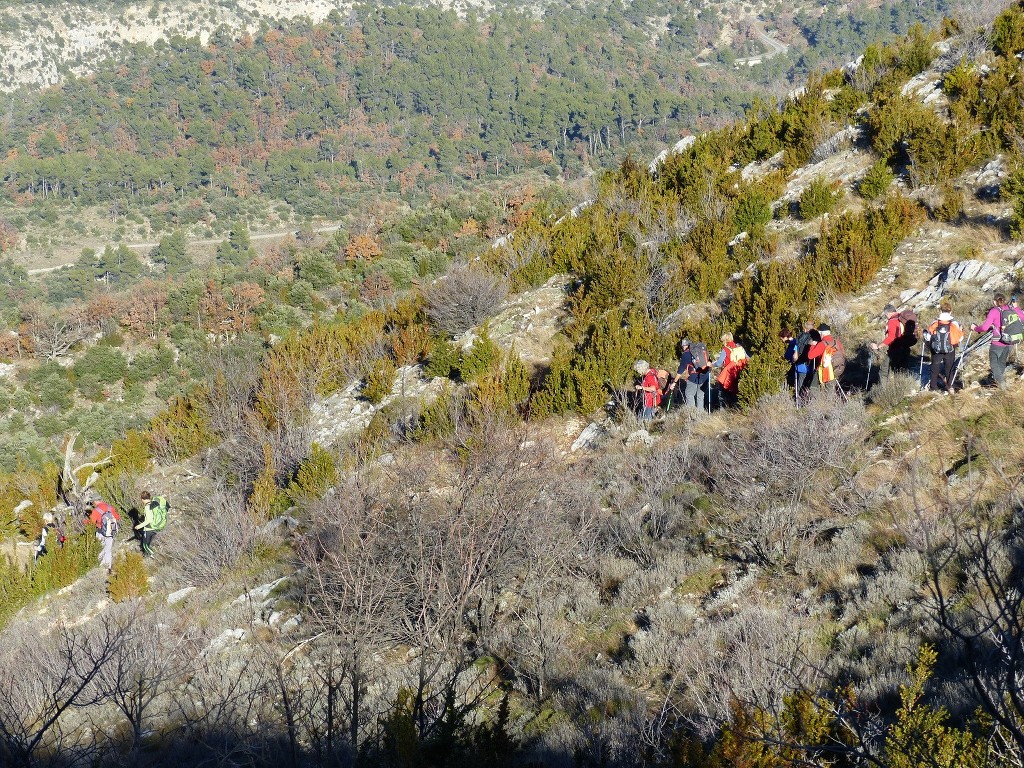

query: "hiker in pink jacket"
xmin=972 ymin=293 xmax=1024 ymax=388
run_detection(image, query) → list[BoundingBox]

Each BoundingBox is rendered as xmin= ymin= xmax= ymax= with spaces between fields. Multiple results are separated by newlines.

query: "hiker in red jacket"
xmin=870 ymin=304 xmax=916 ymax=384
xmin=633 ymin=359 xmax=662 ymax=422
xmin=86 ymin=499 xmax=120 ymax=573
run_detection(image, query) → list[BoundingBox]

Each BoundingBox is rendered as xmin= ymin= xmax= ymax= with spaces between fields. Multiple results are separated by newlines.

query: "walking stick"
xmin=951 ymin=329 xmax=973 ymax=390
xmin=918 ymin=337 xmax=926 ymax=386
xmin=865 ymin=353 xmax=873 ymax=391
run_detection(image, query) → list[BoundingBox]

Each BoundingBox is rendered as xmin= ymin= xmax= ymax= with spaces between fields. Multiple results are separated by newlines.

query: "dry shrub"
xmin=671 ymin=596 xmax=822 ymax=734
xmin=687 ymin=394 xmax=868 ymax=567
xmin=423 ymin=263 xmax=508 ymax=336
xmin=161 ymin=484 xmax=269 ymax=587
xmin=867 ymin=370 xmax=918 ymax=410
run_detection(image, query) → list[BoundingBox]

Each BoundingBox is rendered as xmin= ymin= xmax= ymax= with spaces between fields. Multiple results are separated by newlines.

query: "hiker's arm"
xmin=881 ymin=318 xmax=899 ymax=346
xmin=974 ymin=308 xmax=997 ymax=333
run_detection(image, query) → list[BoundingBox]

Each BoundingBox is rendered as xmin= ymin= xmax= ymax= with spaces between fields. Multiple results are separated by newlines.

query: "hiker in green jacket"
xmin=135 ymin=490 xmax=168 ymax=556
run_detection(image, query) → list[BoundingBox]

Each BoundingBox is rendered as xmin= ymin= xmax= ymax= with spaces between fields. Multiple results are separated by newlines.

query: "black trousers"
xmin=930 ymin=351 xmax=956 ymax=391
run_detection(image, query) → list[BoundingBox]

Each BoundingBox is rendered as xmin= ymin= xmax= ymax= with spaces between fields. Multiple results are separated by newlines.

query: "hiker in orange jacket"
xmin=806 ymin=324 xmax=845 ymax=396
xmin=923 ymin=302 xmax=964 ymax=393
xmin=713 ymin=333 xmax=748 ymax=407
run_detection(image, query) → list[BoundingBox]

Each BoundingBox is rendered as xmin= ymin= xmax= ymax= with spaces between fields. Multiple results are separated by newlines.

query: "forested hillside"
xmin=0 ymin=0 xmax=962 ymax=265
xmin=2 ymin=0 xmax=1024 ymax=766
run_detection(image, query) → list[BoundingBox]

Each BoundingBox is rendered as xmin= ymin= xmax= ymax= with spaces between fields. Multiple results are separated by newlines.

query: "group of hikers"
xmin=34 ymin=490 xmax=169 ymax=573
xmin=634 ymin=332 xmax=750 ymax=419
xmin=633 ymin=292 xmax=1024 ymax=421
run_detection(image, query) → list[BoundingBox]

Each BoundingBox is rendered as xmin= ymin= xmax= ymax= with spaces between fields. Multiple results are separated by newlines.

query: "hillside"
xmin=2 ymin=2 xmax=1024 ymax=768
xmin=0 ymin=0 xmax=962 ymax=274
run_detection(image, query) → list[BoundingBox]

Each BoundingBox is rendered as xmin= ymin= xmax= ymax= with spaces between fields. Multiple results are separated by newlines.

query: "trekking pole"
xmin=865 ymin=353 xmax=873 ymax=391
xmin=918 ymin=337 xmax=925 ymax=386
xmin=707 ymin=375 xmax=712 ymax=415
xmin=951 ymin=329 xmax=973 ymax=389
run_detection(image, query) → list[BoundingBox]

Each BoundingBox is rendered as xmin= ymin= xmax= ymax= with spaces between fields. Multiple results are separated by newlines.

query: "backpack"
xmin=818 ymin=338 xmax=845 ymax=383
xmin=729 ymin=345 xmax=749 ymax=364
xmin=930 ymin=321 xmax=954 ymax=354
xmin=897 ymin=310 xmax=918 ymax=343
xmin=100 ymin=509 xmax=119 ymax=538
xmin=149 ymin=496 xmax=169 ymax=532
xmin=999 ymin=307 xmax=1024 ymax=345
xmin=690 ymin=342 xmax=709 ymax=370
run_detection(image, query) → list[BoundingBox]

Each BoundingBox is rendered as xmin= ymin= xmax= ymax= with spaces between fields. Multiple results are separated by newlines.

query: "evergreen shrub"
xmin=108 ymin=551 xmax=149 ymax=602
xmin=799 ymin=177 xmax=841 ymax=220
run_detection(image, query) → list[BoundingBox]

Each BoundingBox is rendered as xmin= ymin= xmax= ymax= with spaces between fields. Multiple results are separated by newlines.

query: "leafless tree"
xmin=0 ymin=613 xmax=132 ymax=767
xmin=300 ymin=420 xmax=589 ymax=753
xmin=423 ymin=263 xmax=508 ymax=335
xmin=92 ymin=602 xmax=198 ymax=759
xmin=22 ymin=303 xmax=87 ymax=361
xmin=169 ymin=643 xmax=278 ymax=766
xmin=160 ymin=481 xmax=267 ymax=587
xmin=924 ymin=500 xmax=1024 ymax=757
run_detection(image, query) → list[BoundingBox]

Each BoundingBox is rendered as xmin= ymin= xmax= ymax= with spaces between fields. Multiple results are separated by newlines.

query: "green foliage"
xmin=24 ymin=362 xmax=74 ymax=410
xmin=286 ymin=443 xmax=338 ymax=503
xmin=73 ymin=344 xmax=127 ymax=385
xmin=859 ymin=159 xmax=895 ymax=200
xmin=216 ymin=223 xmax=257 ymax=267
xmin=932 ymin=186 xmax=965 ymax=223
xmin=736 ymin=351 xmax=785 ymax=407
xmin=991 ymin=1 xmax=1024 ymax=57
xmin=885 ymin=646 xmax=988 ymax=768
xmin=457 ymin=329 xmax=502 ymax=383
xmin=473 ymin=350 xmax=531 ymax=417
xmin=798 ymin=177 xmax=841 ymax=220
xmin=108 ymin=551 xmax=149 ymax=603
xmin=363 ymin=357 xmax=397 ymax=404
xmin=150 ymin=230 xmax=192 ymax=276
xmin=0 ymin=533 xmax=99 ymax=628
xmin=733 ymin=184 xmax=775 ymax=234
xmin=297 ymin=250 xmax=339 ymax=290
xmin=413 ymin=385 xmax=459 ymax=442
xmin=126 ymin=346 xmax=175 ymax=384
xmin=149 ymin=394 xmax=216 ymax=461
xmin=810 ymin=195 xmax=925 ymax=294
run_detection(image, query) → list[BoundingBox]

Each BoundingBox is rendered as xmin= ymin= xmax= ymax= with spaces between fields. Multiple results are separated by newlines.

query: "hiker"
xmin=713 ymin=332 xmax=748 ymax=408
xmin=788 ymin=321 xmax=816 ymax=398
xmin=806 ymin=324 xmax=845 ymax=396
xmin=870 ymin=304 xmax=917 ymax=384
xmin=135 ymin=490 xmax=168 ymax=557
xmin=669 ymin=339 xmax=712 ymax=411
xmin=34 ymin=512 xmax=56 ymax=563
xmin=972 ymin=292 xmax=1024 ymax=388
xmin=633 ymin=360 xmax=663 ymax=422
xmin=87 ymin=499 xmax=120 ymax=573
xmin=923 ymin=302 xmax=964 ymax=393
